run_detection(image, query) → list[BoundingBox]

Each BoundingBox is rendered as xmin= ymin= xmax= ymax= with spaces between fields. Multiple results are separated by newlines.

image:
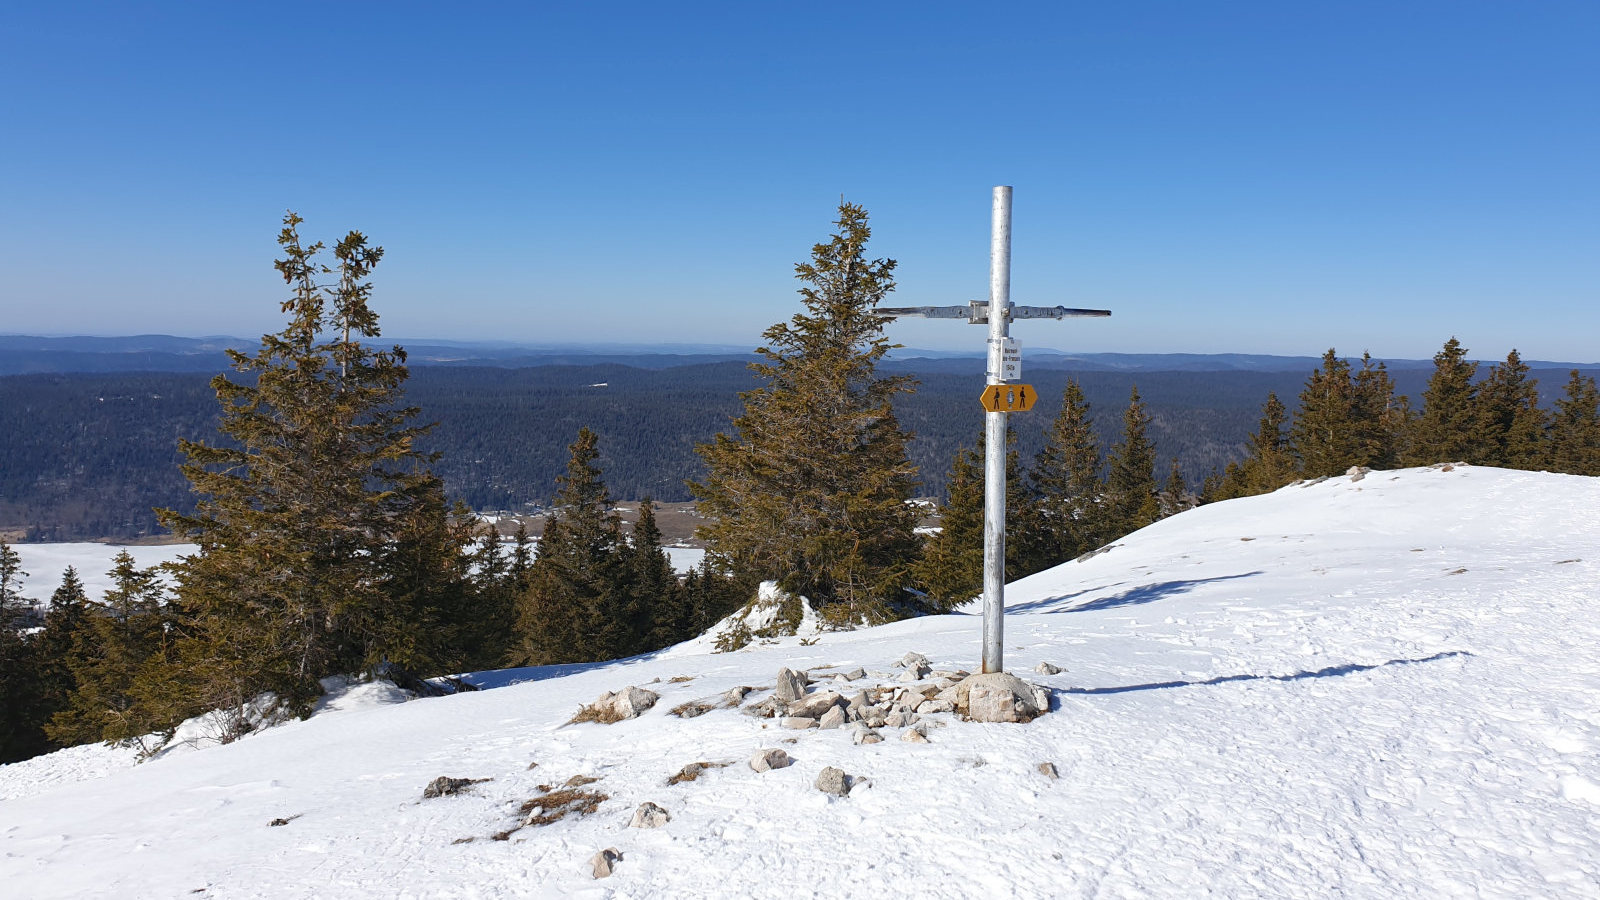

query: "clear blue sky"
xmin=2 ymin=2 xmax=1596 ymax=361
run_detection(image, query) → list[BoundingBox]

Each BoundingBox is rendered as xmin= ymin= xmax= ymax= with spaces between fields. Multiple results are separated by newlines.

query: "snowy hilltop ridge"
xmin=4 ymin=465 xmax=1599 ymax=898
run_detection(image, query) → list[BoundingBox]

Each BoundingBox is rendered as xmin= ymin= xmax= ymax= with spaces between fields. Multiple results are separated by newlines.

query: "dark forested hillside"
xmin=4 ymin=360 xmax=1569 ymax=541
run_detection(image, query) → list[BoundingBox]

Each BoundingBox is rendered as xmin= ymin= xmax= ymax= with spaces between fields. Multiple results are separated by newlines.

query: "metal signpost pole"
xmin=878 ymin=186 xmax=1109 ymax=675
xmin=982 ymin=187 xmax=1012 ymax=674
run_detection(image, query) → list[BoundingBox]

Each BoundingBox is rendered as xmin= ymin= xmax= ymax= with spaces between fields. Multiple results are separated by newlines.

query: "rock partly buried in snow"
xmin=750 ymin=749 xmax=792 ymax=772
xmin=1034 ymin=661 xmax=1063 ymax=675
xmin=815 ymin=766 xmax=852 ymax=796
xmin=421 ymin=776 xmax=488 ymax=799
xmin=780 ymin=716 xmax=818 ymax=730
xmin=852 ymin=726 xmax=883 ymax=745
xmin=953 ymin=672 xmax=1046 ymax=723
xmin=774 ymin=667 xmax=808 ymax=702
xmin=1038 ymin=761 xmax=1059 ymax=779
xmin=578 ymin=686 xmax=660 ymax=723
xmin=590 ymin=847 xmax=622 ymax=878
xmin=843 ymin=667 xmax=867 ymax=681
xmin=902 ymin=725 xmax=929 ymax=743
xmin=895 ymin=651 xmax=930 ymax=670
xmin=629 ymin=802 xmax=670 ymax=829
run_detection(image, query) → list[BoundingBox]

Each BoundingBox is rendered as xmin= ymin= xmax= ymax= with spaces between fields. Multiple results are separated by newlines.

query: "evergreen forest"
xmin=4 ymin=204 xmax=1600 ymax=767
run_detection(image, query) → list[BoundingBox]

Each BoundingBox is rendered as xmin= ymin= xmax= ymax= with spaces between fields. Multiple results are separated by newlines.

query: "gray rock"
xmin=749 ymin=748 xmax=792 ymax=772
xmin=818 ymin=706 xmax=847 ymax=730
xmin=1034 ymin=662 xmax=1063 ymax=675
xmin=896 ymin=651 xmax=930 ymax=670
xmin=832 ymin=674 xmax=850 ymax=684
xmin=847 ymin=691 xmax=869 ymax=712
xmin=606 ymin=686 xmax=660 ymax=720
xmin=780 ymin=716 xmax=818 ymax=730
xmin=916 ymin=699 xmax=956 ymax=714
xmin=815 ymin=766 xmax=851 ymax=797
xmin=775 ymin=667 xmax=808 ymax=703
xmin=629 ymin=802 xmax=670 ymax=829
xmin=788 ymin=690 xmax=844 ymax=719
xmin=865 ymin=713 xmax=887 ymax=729
xmin=591 ymin=847 xmax=622 ymax=878
xmin=955 ymin=672 xmax=1045 ymax=723
xmin=743 ymin=696 xmax=779 ymax=718
xmin=724 ymin=685 xmax=753 ymax=705
xmin=421 ymin=776 xmax=485 ymax=799
xmin=902 ymin=725 xmax=929 ymax=743
xmin=884 ymin=709 xmax=917 ymax=729
xmin=852 ymin=726 xmax=883 ymax=745
xmin=843 ymin=667 xmax=867 ymax=681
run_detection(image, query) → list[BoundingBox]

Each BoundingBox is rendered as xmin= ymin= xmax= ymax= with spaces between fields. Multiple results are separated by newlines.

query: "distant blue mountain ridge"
xmin=0 ymin=333 xmax=1592 ymax=376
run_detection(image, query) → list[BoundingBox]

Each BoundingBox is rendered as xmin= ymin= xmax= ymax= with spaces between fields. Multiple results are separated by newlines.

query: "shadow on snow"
xmin=1063 ymin=650 xmax=1472 ymax=696
xmin=1008 ymin=571 xmax=1264 ymax=615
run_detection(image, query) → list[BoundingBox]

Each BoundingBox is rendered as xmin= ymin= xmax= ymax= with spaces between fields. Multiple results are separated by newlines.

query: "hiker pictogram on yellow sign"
xmin=979 ymin=383 xmax=1037 ymax=412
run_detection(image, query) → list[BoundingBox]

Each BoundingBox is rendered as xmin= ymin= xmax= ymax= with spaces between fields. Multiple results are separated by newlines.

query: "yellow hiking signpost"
xmin=980 ymin=383 xmax=1037 ymax=412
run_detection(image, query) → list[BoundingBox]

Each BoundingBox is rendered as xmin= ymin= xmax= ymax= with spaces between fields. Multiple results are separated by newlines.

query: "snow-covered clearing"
xmin=3 ymin=466 xmax=1598 ymax=898
xmin=7 ymin=543 xmax=707 ymax=606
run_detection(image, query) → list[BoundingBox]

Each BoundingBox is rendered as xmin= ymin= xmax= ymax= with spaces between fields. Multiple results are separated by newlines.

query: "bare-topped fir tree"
xmin=692 ymin=201 xmax=920 ymax=627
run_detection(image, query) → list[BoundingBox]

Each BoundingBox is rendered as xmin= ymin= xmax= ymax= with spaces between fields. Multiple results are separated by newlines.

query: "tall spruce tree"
xmin=1215 ymin=392 xmax=1299 ymax=499
xmin=47 ymin=552 xmax=173 ymax=754
xmin=25 ymin=568 xmax=93 ymax=757
xmin=631 ymin=499 xmax=689 ymax=650
xmin=913 ymin=429 xmax=1028 ymax=611
xmin=1102 ymin=386 xmax=1160 ymax=538
xmin=0 ymin=542 xmax=40 ymax=762
xmin=1350 ymin=352 xmax=1408 ymax=468
xmin=1291 ymin=350 xmax=1359 ymax=477
xmin=692 ymin=202 xmax=920 ymax=626
xmin=1290 ymin=349 xmax=1406 ymax=476
xmin=1407 ymin=337 xmax=1480 ymax=465
xmin=511 ymin=428 xmax=629 ymax=665
xmin=1548 ymin=370 xmax=1600 ymax=476
xmin=1022 ymin=379 xmax=1105 ymax=569
xmin=1474 ymin=350 xmax=1545 ymax=468
xmin=157 ymin=213 xmax=462 ymax=731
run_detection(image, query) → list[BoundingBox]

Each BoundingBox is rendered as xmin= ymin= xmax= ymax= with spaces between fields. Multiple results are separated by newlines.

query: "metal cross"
xmin=879 ymin=186 xmax=1110 ymax=674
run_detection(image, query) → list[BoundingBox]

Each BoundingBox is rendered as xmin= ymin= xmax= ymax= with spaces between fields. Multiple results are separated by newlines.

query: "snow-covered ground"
xmin=3 ymin=465 xmax=1598 ymax=898
xmin=6 ymin=543 xmax=708 ymax=606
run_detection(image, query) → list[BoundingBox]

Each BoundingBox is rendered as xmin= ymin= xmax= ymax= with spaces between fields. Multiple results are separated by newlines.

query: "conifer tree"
xmin=692 ymin=202 xmax=920 ymax=625
xmin=1158 ymin=458 xmax=1195 ymax=519
xmin=512 ymin=428 xmax=629 ymax=665
xmin=1407 ymin=337 xmax=1480 ymax=465
xmin=1290 ymin=349 xmax=1406 ymax=476
xmin=1548 ymin=370 xmax=1600 ymax=476
xmin=913 ymin=429 xmax=1027 ymax=610
xmin=1290 ymin=350 xmax=1363 ymax=476
xmin=1022 ymin=379 xmax=1105 ymax=569
xmin=0 ymin=542 xmax=41 ymax=762
xmin=1103 ymin=386 xmax=1160 ymax=538
xmin=27 ymin=568 xmax=93 ymax=755
xmin=632 ymin=499 xmax=689 ymax=650
xmin=1215 ymin=392 xmax=1298 ymax=499
xmin=48 ymin=552 xmax=173 ymax=753
xmin=1350 ymin=352 xmax=1408 ymax=468
xmin=157 ymin=213 xmax=462 ymax=729
xmin=463 ymin=523 xmax=516 ymax=669
xmin=1473 ymin=350 xmax=1545 ymax=468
